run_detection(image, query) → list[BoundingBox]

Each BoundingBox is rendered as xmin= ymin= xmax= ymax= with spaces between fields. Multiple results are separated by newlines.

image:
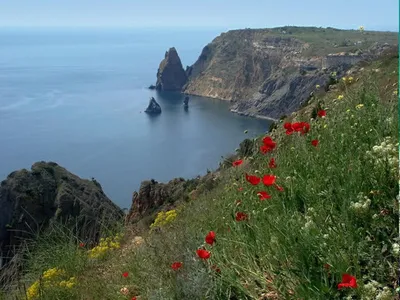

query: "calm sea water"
xmin=0 ymin=28 xmax=270 ymax=208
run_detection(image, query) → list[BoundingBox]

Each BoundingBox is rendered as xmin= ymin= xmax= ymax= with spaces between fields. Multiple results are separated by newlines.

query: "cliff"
xmin=155 ymin=47 xmax=188 ymax=91
xmin=0 ymin=162 xmax=123 ymax=268
xmin=182 ymin=27 xmax=398 ymax=118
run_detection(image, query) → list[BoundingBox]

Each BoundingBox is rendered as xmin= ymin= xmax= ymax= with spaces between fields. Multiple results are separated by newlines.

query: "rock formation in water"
xmin=181 ymin=27 xmax=397 ymax=119
xmin=183 ymin=96 xmax=189 ymax=107
xmin=148 ymin=84 xmax=156 ymax=90
xmin=155 ymin=47 xmax=188 ymax=91
xmin=0 ymin=162 xmax=123 ymax=267
xmin=145 ymin=97 xmax=162 ymax=114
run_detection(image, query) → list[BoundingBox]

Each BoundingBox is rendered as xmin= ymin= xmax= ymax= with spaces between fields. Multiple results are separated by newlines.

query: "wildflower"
xmin=171 ymin=262 xmax=183 ymax=270
xmin=262 ymin=175 xmax=276 ymax=186
xmin=120 ymin=287 xmax=130 ymax=295
xmin=245 ymin=173 xmax=261 ymax=185
xmin=338 ymin=274 xmax=357 ymax=289
xmin=316 ymin=84 xmax=320 ymax=89
xmin=132 ymin=298 xmax=137 ymax=300
xmin=392 ymin=243 xmax=400 ymax=255
xmin=283 ymin=122 xmax=294 ymax=135
xmin=238 ymin=187 xmax=244 ymax=191
xmin=211 ymin=265 xmax=221 ymax=273
xmin=232 ymin=159 xmax=243 ymax=167
xmin=317 ymin=110 xmax=326 ymax=118
xmin=275 ymin=184 xmax=284 ymax=192
xmin=79 ymin=242 xmax=85 ymax=248
xmin=359 ymin=25 xmax=365 ymax=31
xmin=337 ymin=95 xmax=344 ymax=100
xmin=292 ymin=122 xmax=310 ymax=134
xmin=268 ymin=158 xmax=277 ymax=168
xmin=260 ymin=136 xmax=276 ymax=153
xmin=394 ymin=90 xmax=398 ymax=96
xmin=311 ymin=139 xmax=319 ymax=147
xmin=235 ymin=212 xmax=248 ymax=221
xmin=196 ymin=249 xmax=211 ymax=260
xmin=257 ymin=191 xmax=271 ymax=201
xmin=355 ymin=104 xmax=364 ymax=109
xmin=122 ymin=272 xmax=129 ymax=278
xmin=205 ymin=231 xmax=216 ymax=245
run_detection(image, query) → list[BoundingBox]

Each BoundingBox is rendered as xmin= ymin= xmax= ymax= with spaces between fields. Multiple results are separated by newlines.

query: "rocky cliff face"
xmin=182 ymin=27 xmax=397 ymax=119
xmin=0 ymin=162 xmax=123 ymax=266
xmin=155 ymin=47 xmax=188 ymax=91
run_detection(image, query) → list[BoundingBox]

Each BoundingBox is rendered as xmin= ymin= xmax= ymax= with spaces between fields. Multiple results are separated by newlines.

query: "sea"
xmin=0 ymin=27 xmax=271 ymax=208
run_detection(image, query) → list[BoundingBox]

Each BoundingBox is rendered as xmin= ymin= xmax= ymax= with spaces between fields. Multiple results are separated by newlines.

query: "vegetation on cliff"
xmin=2 ymin=48 xmax=399 ymax=300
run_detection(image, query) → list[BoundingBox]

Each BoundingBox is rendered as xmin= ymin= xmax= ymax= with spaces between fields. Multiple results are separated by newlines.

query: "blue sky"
xmin=0 ymin=0 xmax=398 ymax=31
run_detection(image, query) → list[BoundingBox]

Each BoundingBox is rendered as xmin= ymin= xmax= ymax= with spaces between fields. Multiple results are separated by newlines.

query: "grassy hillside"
xmin=3 ymin=50 xmax=399 ymax=300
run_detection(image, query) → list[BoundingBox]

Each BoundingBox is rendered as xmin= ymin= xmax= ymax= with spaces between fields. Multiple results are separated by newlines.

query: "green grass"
xmin=3 ymin=52 xmax=399 ymax=300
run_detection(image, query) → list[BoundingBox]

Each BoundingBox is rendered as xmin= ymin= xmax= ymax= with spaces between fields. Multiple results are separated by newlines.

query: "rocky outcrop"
xmin=126 ymin=173 xmax=220 ymax=224
xmin=155 ymin=47 xmax=188 ymax=91
xmin=0 ymin=162 xmax=123 ymax=267
xmin=182 ymin=27 xmax=398 ymax=119
xmin=145 ymin=97 xmax=162 ymax=114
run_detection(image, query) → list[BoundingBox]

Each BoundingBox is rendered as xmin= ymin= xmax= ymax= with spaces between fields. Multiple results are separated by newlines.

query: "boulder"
xmin=0 ymin=162 xmax=123 ymax=268
xmin=145 ymin=97 xmax=162 ymax=114
xmin=155 ymin=47 xmax=188 ymax=91
xmin=148 ymin=84 xmax=156 ymax=90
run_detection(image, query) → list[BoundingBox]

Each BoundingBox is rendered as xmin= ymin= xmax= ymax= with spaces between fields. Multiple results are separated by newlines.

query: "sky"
xmin=0 ymin=0 xmax=398 ymax=31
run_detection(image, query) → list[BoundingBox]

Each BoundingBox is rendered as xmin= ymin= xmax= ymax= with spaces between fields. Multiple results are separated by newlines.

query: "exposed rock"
xmin=145 ymin=97 xmax=162 ymax=114
xmin=126 ymin=173 xmax=220 ymax=224
xmin=182 ymin=27 xmax=397 ymax=118
xmin=183 ymin=96 xmax=190 ymax=107
xmin=148 ymin=84 xmax=156 ymax=90
xmin=0 ymin=162 xmax=123 ymax=267
xmin=155 ymin=47 xmax=188 ymax=91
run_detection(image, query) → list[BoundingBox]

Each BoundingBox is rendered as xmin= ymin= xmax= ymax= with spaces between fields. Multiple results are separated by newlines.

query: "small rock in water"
xmin=145 ymin=97 xmax=162 ymax=114
xmin=183 ymin=96 xmax=190 ymax=107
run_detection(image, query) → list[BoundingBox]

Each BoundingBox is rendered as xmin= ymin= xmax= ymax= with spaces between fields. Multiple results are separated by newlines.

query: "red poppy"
xmin=283 ymin=122 xmax=296 ymax=135
xmin=317 ymin=110 xmax=326 ymax=117
xmin=122 ymin=272 xmax=129 ymax=278
xmin=79 ymin=242 xmax=85 ymax=248
xmin=238 ymin=187 xmax=244 ymax=192
xmin=257 ymin=191 xmax=271 ymax=201
xmin=292 ymin=122 xmax=310 ymax=134
xmin=337 ymin=274 xmax=357 ymax=289
xmin=211 ymin=265 xmax=221 ymax=273
xmin=262 ymin=136 xmax=276 ymax=152
xmin=205 ymin=231 xmax=216 ymax=245
xmin=260 ymin=144 xmax=269 ymax=154
xmin=245 ymin=173 xmax=261 ymax=185
xmin=262 ymin=175 xmax=276 ymax=186
xmin=132 ymin=298 xmax=137 ymax=300
xmin=275 ymin=184 xmax=284 ymax=192
xmin=311 ymin=139 xmax=319 ymax=147
xmin=171 ymin=262 xmax=183 ymax=270
xmin=235 ymin=212 xmax=248 ymax=221
xmin=232 ymin=159 xmax=243 ymax=167
xmin=196 ymin=249 xmax=211 ymax=260
xmin=268 ymin=158 xmax=277 ymax=168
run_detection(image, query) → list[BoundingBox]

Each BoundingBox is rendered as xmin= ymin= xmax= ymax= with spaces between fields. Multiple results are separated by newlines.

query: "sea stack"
xmin=155 ymin=47 xmax=188 ymax=91
xmin=145 ymin=97 xmax=162 ymax=114
xmin=183 ymin=96 xmax=190 ymax=107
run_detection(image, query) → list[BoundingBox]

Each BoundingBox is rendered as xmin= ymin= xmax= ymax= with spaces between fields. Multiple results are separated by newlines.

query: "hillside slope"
xmin=183 ymin=26 xmax=397 ymax=119
xmin=3 ymin=49 xmax=399 ymax=300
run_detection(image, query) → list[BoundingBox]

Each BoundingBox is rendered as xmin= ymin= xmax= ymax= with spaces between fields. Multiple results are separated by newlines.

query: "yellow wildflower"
xmin=394 ymin=90 xmax=398 ymax=96
xmin=337 ymin=95 xmax=344 ymax=100
xmin=26 ymin=280 xmax=40 ymax=300
xmin=355 ymin=104 xmax=364 ymax=109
